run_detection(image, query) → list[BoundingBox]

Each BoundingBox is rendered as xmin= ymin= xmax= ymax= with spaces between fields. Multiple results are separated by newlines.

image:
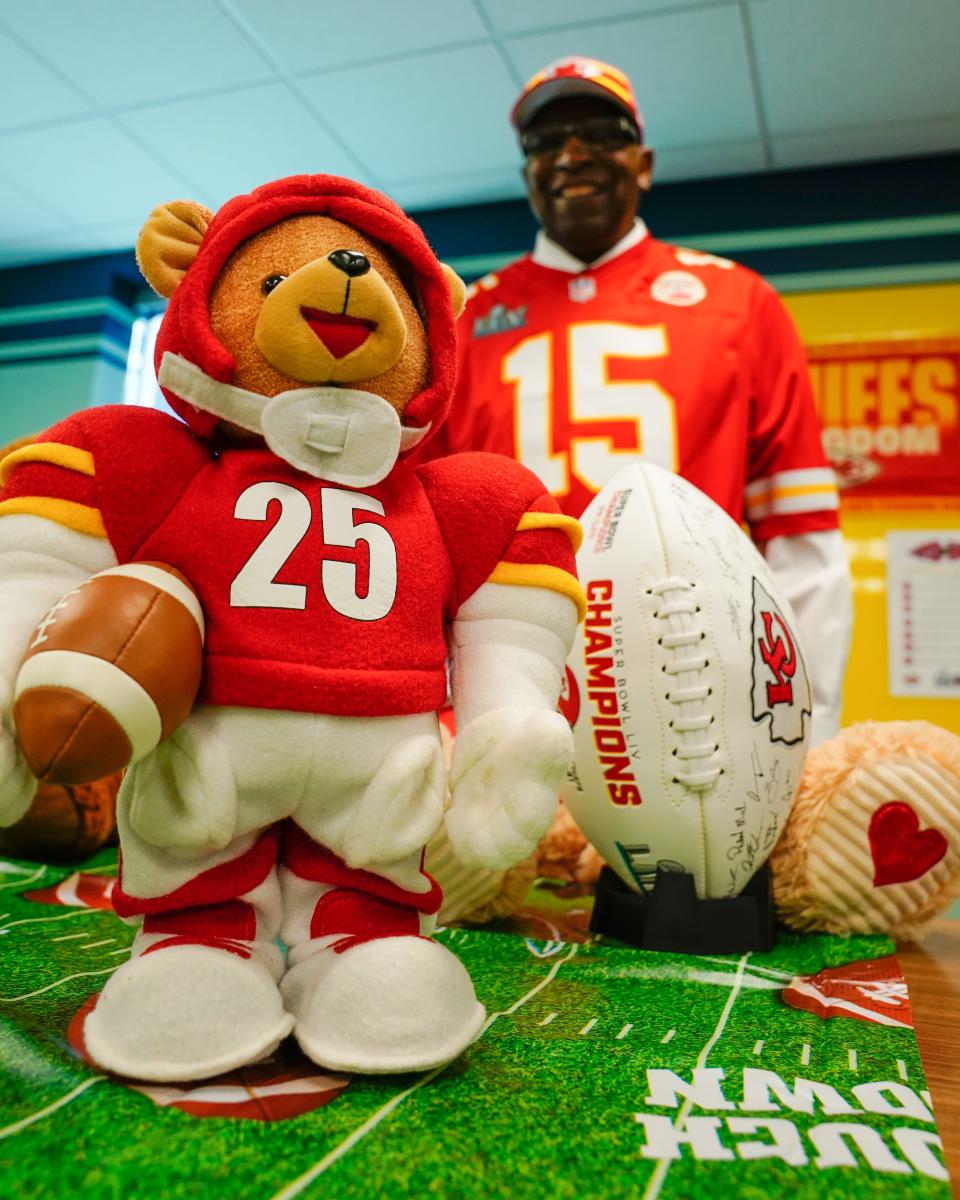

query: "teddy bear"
xmin=0 ymin=174 xmax=586 ymax=1083
xmin=432 ymin=718 xmax=960 ymax=944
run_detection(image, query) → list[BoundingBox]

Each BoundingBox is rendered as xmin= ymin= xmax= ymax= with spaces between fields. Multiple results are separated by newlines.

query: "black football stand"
xmin=590 ymin=861 xmax=777 ymax=955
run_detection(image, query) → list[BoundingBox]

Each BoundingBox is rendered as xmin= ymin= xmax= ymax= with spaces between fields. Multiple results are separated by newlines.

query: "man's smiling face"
xmin=521 ymin=96 xmax=653 ymax=264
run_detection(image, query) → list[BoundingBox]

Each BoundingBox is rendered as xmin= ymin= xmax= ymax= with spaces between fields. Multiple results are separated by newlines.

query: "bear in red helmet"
xmin=0 ymin=175 xmax=583 ymax=1082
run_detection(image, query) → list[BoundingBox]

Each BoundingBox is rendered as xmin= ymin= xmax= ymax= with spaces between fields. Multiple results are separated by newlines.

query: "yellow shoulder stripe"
xmin=488 ymin=562 xmax=587 ymax=622
xmin=516 ymin=512 xmax=583 ymax=553
xmin=0 ymin=497 xmax=107 ymax=538
xmin=0 ymin=442 xmax=95 ymax=486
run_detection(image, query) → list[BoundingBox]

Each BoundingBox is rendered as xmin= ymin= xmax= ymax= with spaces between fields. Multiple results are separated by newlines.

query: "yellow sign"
xmin=784 ymin=282 xmax=960 ymax=730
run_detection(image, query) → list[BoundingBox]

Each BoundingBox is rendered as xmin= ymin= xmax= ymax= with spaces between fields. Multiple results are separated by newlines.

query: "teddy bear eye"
xmin=261 ymin=274 xmax=287 ymax=295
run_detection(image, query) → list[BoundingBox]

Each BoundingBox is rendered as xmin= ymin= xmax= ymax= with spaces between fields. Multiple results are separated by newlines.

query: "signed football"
xmin=13 ymin=562 xmax=204 ymax=785
xmin=560 ymin=462 xmax=811 ymax=900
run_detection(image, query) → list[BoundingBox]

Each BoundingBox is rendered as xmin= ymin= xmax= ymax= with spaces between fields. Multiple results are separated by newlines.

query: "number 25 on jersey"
xmin=230 ymin=482 xmax=398 ymax=621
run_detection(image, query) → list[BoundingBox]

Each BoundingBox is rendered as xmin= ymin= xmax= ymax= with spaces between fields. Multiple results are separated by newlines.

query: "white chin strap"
xmin=158 ymin=352 xmax=430 ymax=487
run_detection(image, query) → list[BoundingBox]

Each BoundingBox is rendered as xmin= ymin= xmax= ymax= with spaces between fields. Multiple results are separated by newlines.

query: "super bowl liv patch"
xmin=473 ymin=304 xmax=527 ymax=337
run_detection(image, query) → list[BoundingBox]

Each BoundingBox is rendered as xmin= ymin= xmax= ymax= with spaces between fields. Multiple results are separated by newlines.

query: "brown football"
xmin=0 ymin=773 xmax=120 ymax=862
xmin=13 ymin=562 xmax=205 ymax=785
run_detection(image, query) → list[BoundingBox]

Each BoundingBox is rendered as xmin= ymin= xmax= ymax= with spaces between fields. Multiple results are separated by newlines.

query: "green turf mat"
xmin=0 ymin=852 xmax=950 ymax=1198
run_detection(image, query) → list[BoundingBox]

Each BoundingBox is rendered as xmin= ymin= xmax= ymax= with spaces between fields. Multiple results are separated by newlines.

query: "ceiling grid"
xmin=0 ymin=0 xmax=956 ymax=268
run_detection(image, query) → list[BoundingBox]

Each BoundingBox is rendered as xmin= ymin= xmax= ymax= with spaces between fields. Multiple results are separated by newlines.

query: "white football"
xmin=560 ymin=462 xmax=811 ymax=900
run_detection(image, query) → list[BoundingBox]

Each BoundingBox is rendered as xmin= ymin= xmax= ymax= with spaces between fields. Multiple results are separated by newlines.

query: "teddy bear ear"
xmin=440 ymin=263 xmax=466 ymax=318
xmin=136 ymin=200 xmax=214 ymax=298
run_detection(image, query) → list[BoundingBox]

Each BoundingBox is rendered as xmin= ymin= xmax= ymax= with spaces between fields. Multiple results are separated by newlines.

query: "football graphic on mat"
xmin=561 ymin=462 xmax=811 ymax=900
xmin=13 ymin=562 xmax=205 ymax=785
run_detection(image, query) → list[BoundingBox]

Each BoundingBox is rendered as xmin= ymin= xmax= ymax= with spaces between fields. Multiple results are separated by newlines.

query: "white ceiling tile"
xmin=231 ymin=0 xmax=488 ymax=74
xmin=0 ymin=176 xmax=72 ymax=237
xmin=389 ymin=169 xmax=526 ymax=212
xmin=479 ymin=0 xmax=728 ymax=38
xmin=749 ymin=0 xmax=960 ymax=134
xmin=771 ymin=118 xmax=960 ymax=172
xmin=0 ymin=118 xmax=192 ymax=227
xmin=0 ymin=0 xmax=274 ymax=108
xmin=652 ymin=138 xmax=767 ymax=183
xmin=0 ymin=24 xmax=92 ymax=131
xmin=85 ymin=221 xmax=141 ymax=254
xmin=297 ymin=45 xmax=520 ymax=180
xmin=0 ymin=5 xmax=956 ymax=269
xmin=503 ymin=8 xmax=760 ymax=147
xmin=117 ymin=84 xmax=366 ymax=210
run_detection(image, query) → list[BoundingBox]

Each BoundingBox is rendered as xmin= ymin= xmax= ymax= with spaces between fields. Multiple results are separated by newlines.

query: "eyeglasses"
xmin=520 ymin=115 xmax=640 ymax=158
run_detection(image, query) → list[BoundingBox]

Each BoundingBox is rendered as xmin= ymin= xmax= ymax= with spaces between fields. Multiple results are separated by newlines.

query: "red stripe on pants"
xmin=113 ymin=825 xmax=282 ymax=918
xmin=283 ymin=822 xmax=442 ymax=916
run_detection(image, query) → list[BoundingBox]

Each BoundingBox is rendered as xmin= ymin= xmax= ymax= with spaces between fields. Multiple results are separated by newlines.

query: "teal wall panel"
xmin=0 ymin=358 xmax=104 ymax=444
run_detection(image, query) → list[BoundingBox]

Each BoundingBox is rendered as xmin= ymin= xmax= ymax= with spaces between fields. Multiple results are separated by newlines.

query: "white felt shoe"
xmin=281 ymin=936 xmax=486 ymax=1074
xmin=84 ymin=945 xmax=294 ymax=1082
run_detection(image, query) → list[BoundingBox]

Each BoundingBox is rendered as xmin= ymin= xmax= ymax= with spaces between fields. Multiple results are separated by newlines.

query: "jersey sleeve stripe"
xmin=745 ymin=468 xmax=839 ymax=519
xmin=0 ymin=497 xmax=107 ymax=537
xmin=745 ymin=467 xmax=837 ymax=497
xmin=488 ymin=562 xmax=586 ymax=621
xmin=516 ymin=511 xmax=584 ymax=552
xmin=748 ymin=490 xmax=840 ymax=518
xmin=746 ymin=483 xmax=839 ymax=519
xmin=0 ymin=442 xmax=95 ymax=485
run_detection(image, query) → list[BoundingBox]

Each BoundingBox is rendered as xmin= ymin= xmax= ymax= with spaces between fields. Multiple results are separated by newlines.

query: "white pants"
xmin=112 ymin=706 xmax=447 ymax=961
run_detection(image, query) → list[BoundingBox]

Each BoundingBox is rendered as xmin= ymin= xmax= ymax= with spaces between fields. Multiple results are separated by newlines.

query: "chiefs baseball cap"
xmin=510 ymin=56 xmax=644 ymax=139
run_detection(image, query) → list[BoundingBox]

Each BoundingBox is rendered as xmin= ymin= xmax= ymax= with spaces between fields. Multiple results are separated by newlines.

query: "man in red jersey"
xmin=439 ymin=57 xmax=852 ymax=745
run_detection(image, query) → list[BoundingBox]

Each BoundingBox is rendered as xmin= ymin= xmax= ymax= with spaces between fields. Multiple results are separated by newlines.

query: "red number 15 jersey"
xmin=439 ymin=233 xmax=839 ymax=543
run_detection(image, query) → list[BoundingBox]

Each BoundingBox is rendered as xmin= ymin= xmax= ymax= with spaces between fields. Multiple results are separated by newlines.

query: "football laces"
xmin=649 ymin=576 xmax=721 ymax=791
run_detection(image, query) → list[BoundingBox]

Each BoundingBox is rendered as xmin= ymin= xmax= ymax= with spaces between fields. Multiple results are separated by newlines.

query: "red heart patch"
xmin=869 ymin=802 xmax=949 ymax=886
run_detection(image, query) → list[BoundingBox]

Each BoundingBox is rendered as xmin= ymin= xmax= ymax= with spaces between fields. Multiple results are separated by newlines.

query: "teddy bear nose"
xmin=328 ymin=250 xmax=371 ymax=278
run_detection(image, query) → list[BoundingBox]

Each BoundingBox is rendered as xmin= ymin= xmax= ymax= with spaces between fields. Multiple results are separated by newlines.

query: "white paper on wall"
xmin=887 ymin=530 xmax=960 ymax=698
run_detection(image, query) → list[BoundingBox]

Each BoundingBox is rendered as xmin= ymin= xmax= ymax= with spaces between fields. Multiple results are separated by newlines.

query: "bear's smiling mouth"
xmin=300 ymin=307 xmax=377 ymax=359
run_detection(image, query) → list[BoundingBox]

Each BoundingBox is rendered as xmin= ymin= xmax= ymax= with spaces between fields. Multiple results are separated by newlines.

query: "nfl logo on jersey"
xmin=568 ymin=276 xmax=597 ymax=304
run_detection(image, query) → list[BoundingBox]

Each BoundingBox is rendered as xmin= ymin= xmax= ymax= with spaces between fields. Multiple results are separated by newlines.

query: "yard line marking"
xmin=0 ymin=966 xmax=119 ymax=1003
xmin=525 ymin=938 xmax=565 ymax=958
xmin=0 ymin=1076 xmax=104 ymax=1140
xmin=801 ymin=1043 xmax=811 ymax=1066
xmin=701 ymin=955 xmax=792 ymax=982
xmin=269 ymin=943 xmax=579 ymax=1200
xmin=0 ymin=864 xmax=45 ymax=890
xmin=660 ymin=1029 xmax=676 ymax=1044
xmin=270 ymin=1063 xmax=450 ymax=1200
xmin=579 ymin=1019 xmax=597 ymax=1036
xmin=51 ymin=933 xmax=90 ymax=942
xmin=643 ymin=953 xmax=751 ymax=1200
xmin=0 ymin=913 xmax=9 ymax=923
xmin=643 ymin=953 xmax=751 ymax=1199
xmin=848 ymin=1049 xmax=858 ymax=1072
xmin=753 ymin=1040 xmax=764 ymax=1055
xmin=493 ymin=944 xmax=579 ymax=1020
xmin=80 ymin=939 xmax=116 ymax=950
xmin=538 ymin=1011 xmax=558 ymax=1026
xmin=109 ymin=948 xmax=131 ymax=957
xmin=898 ymin=1059 xmax=909 ymax=1081
xmin=0 ymin=909 xmax=98 ymax=932
xmin=617 ymin=1024 xmax=633 ymax=1040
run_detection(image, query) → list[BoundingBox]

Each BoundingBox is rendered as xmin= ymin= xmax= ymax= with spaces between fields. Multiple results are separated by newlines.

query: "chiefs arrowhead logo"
xmin=750 ymin=578 xmax=811 ymax=746
xmin=782 ymin=956 xmax=912 ymax=1028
